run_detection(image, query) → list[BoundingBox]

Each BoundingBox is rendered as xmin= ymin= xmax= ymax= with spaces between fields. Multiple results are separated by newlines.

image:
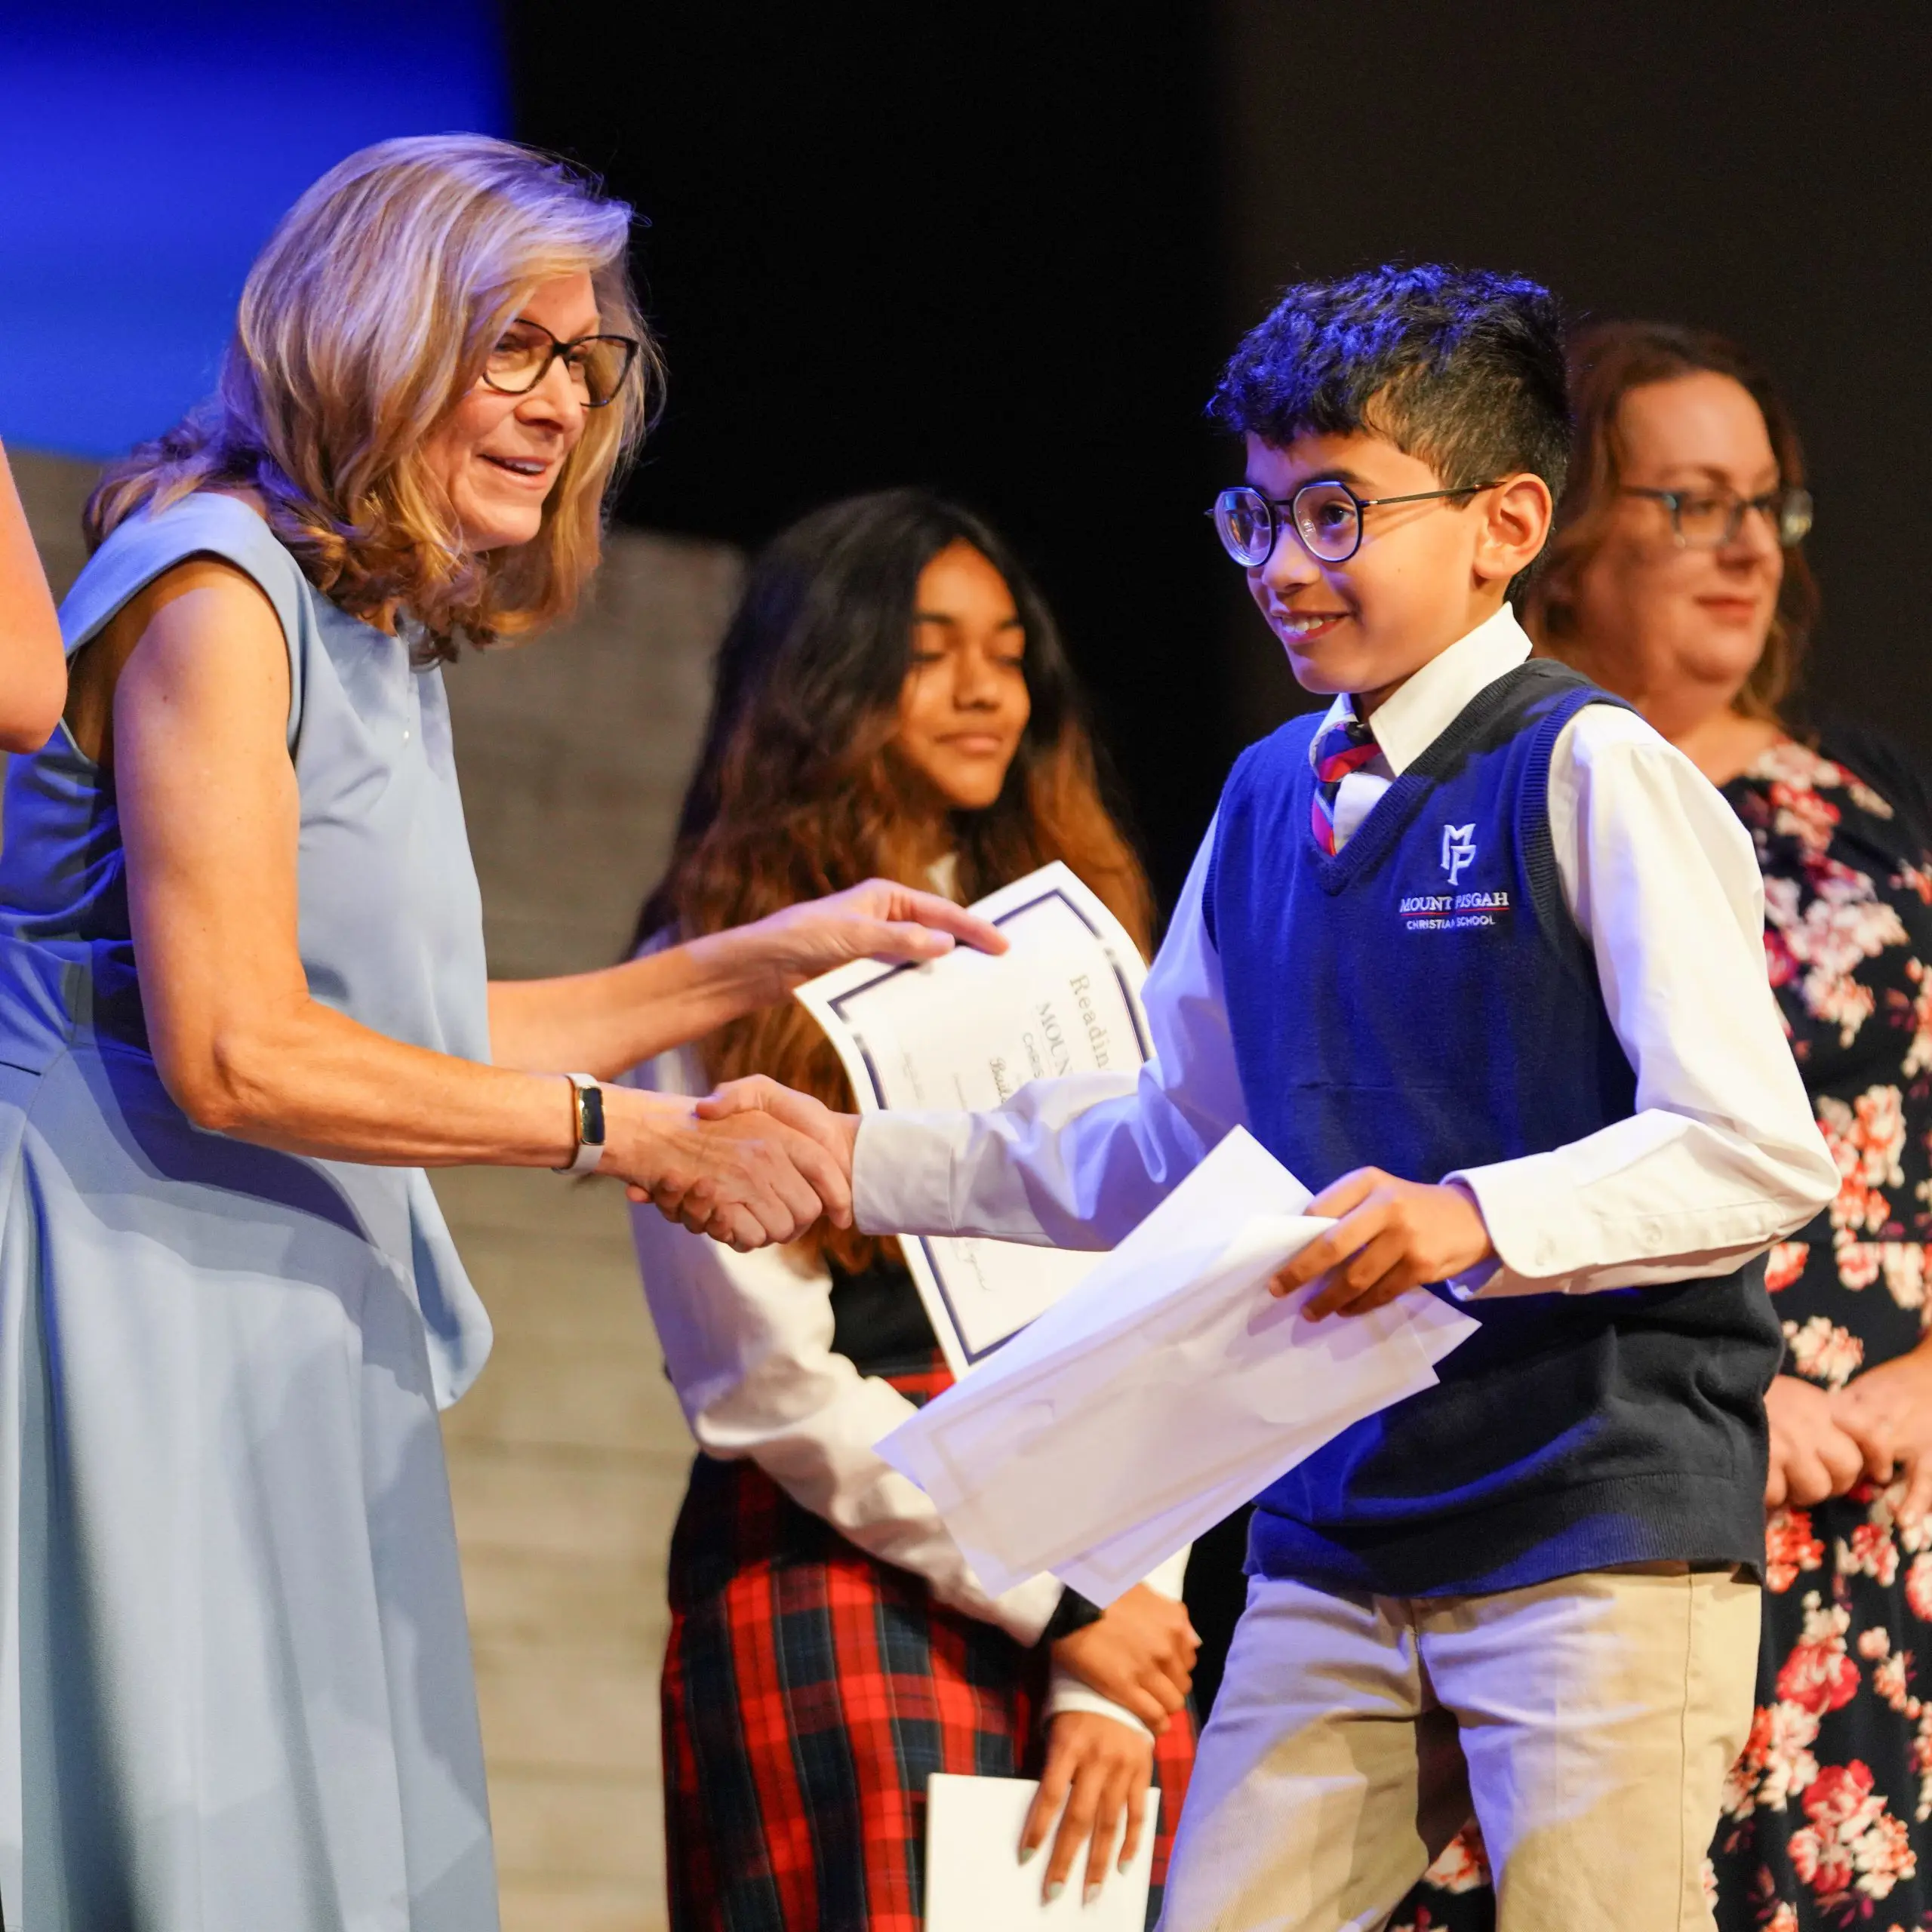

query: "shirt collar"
xmin=1315 ymin=605 xmax=1534 ymax=777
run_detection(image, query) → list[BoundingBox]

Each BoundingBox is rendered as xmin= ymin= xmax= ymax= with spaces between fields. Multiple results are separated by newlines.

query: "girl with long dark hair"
xmin=629 ymin=488 xmax=1199 ymax=1930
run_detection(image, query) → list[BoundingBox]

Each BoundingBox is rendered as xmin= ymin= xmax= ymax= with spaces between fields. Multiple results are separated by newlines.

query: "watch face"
xmin=581 ymin=1082 xmax=607 ymax=1146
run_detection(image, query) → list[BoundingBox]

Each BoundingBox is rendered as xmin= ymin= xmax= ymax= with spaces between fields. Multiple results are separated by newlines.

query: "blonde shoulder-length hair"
xmin=85 ymin=134 xmax=660 ymax=657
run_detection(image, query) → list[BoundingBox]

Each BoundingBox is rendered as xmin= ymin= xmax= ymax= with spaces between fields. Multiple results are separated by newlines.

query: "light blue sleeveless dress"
xmin=0 ymin=494 xmax=500 ymax=1930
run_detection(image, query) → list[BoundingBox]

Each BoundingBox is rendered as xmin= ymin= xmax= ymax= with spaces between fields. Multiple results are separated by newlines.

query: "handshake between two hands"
xmin=623 ymin=1060 xmax=1500 ymax=1316
xmin=622 ymin=1074 xmax=862 ymax=1253
xmin=603 ymin=873 xmax=1502 ymax=1291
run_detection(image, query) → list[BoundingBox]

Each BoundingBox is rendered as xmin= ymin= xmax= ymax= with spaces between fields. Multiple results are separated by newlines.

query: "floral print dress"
xmin=1711 ymin=737 xmax=1932 ymax=1930
xmin=1392 ymin=734 xmax=1932 ymax=1932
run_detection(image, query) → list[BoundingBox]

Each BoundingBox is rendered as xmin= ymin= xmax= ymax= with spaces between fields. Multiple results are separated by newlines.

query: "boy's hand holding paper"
xmin=1277 ymin=1165 xmax=1497 ymax=1317
xmin=878 ymin=1127 xmax=1479 ymax=1600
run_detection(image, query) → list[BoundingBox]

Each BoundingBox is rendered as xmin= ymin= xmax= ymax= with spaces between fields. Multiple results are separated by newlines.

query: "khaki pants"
xmin=1158 ymin=1565 xmax=1760 ymax=1932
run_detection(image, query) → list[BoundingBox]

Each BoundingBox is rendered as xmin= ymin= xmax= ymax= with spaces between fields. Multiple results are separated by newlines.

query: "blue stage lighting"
xmin=0 ymin=2 xmax=507 ymax=458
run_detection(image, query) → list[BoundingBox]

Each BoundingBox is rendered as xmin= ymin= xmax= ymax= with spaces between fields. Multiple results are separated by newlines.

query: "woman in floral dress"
xmin=1712 ymin=727 xmax=1932 ymax=1928
xmin=1395 ymin=320 xmax=1932 ymax=1932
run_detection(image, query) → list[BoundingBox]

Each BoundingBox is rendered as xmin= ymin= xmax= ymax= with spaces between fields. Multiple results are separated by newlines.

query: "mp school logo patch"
xmin=1398 ymin=823 xmax=1512 ymax=932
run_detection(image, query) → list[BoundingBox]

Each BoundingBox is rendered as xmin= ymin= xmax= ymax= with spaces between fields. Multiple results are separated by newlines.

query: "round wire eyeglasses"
xmin=1209 ymin=478 xmax=1499 ymax=568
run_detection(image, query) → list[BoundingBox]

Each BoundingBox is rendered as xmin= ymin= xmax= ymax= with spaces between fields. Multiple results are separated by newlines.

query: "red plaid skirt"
xmin=661 ymin=1356 xmax=1195 ymax=1931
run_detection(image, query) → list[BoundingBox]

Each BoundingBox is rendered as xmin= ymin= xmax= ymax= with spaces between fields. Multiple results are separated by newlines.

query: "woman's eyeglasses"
xmin=481 ymin=318 xmax=640 ymax=409
xmin=1620 ymin=485 xmax=1814 ymax=550
xmin=1209 ymin=478 xmax=1499 ymax=568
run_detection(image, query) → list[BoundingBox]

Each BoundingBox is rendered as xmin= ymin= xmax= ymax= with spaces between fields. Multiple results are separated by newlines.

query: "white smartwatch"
xmin=555 ymin=1072 xmax=607 ymax=1175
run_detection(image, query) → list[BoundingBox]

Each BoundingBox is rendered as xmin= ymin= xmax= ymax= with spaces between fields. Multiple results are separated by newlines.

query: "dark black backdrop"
xmin=506 ymin=3 xmax=1229 ymax=905
xmin=1218 ymin=3 xmax=1932 ymax=745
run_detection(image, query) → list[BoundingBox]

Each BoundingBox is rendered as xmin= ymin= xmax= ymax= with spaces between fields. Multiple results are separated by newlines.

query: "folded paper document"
xmin=878 ymin=1128 xmax=1479 ymax=1601
xmin=924 ymin=1774 xmax=1159 ymax=1932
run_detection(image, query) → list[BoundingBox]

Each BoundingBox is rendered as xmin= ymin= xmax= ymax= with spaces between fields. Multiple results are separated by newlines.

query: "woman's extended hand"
xmin=491 ymin=880 xmax=1006 ymax=1084
xmin=1830 ymin=1346 xmax=1932 ymax=1526
xmin=1051 ymin=1584 xmax=1198 ymax=1734
xmin=1764 ymin=1372 xmax=1866 ymax=1510
xmin=736 ymin=878 xmax=1007 ymax=1003
xmin=605 ymin=1084 xmax=852 ymax=1251
xmin=1019 ymin=1712 xmax=1155 ymax=1908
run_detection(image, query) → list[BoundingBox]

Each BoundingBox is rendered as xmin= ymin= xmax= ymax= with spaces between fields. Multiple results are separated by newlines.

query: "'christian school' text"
xmin=1400 ymin=889 xmax=1512 ymax=932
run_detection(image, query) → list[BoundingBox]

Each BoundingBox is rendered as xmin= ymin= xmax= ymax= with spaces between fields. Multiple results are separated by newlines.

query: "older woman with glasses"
xmin=1395 ymin=320 xmax=1932 ymax=1932
xmin=0 ymin=135 xmax=987 ymax=1932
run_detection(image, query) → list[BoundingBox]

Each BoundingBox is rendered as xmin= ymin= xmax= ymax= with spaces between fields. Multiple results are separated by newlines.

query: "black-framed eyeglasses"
xmin=1208 ymin=478 xmax=1499 ymax=568
xmin=481 ymin=316 xmax=640 ymax=409
xmin=1620 ymin=485 xmax=1814 ymax=551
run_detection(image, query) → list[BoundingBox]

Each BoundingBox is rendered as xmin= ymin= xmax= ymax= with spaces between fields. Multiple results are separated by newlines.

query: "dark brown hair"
xmin=1527 ymin=320 xmax=1819 ymax=721
xmin=1211 ymin=264 xmax=1571 ymax=509
xmin=639 ymin=488 xmax=1152 ymax=1272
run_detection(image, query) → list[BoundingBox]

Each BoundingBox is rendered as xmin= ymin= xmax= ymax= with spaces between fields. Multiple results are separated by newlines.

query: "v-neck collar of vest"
xmin=1309 ymin=660 xmax=1550 ymax=894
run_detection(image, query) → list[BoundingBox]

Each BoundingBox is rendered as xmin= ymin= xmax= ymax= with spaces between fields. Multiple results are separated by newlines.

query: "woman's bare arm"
xmin=108 ymin=558 xmax=849 ymax=1247
xmin=0 ymin=442 xmax=69 ymax=752
xmin=485 ymin=881 xmax=1004 ymax=1077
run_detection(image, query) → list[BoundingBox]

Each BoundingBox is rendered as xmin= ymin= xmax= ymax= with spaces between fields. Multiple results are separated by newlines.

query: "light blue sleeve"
xmin=57 ymin=494 xmax=309 ymax=749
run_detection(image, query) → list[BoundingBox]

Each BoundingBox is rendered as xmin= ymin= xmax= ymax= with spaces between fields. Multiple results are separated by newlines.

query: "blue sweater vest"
xmin=1204 ymin=660 xmax=1780 ymax=1596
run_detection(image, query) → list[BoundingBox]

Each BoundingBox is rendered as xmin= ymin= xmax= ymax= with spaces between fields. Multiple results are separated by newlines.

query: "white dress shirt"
xmin=854 ymin=606 xmax=1839 ymax=1296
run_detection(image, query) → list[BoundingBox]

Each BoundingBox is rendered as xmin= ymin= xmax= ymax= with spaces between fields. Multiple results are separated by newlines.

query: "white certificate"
xmin=795 ymin=862 xmax=1149 ymax=1375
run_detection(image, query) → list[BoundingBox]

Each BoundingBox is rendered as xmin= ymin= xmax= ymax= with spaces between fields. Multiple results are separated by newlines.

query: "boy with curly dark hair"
xmin=728 ymin=263 xmax=1838 ymax=1929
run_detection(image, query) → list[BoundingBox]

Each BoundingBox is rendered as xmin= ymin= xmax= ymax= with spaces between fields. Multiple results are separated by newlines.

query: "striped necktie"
xmin=1309 ymin=706 xmax=1377 ymax=855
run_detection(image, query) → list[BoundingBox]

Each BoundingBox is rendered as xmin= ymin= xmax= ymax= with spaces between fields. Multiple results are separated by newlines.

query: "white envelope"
xmin=880 ymin=1128 xmax=1479 ymax=1599
xmin=924 ymin=1774 xmax=1159 ymax=1932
